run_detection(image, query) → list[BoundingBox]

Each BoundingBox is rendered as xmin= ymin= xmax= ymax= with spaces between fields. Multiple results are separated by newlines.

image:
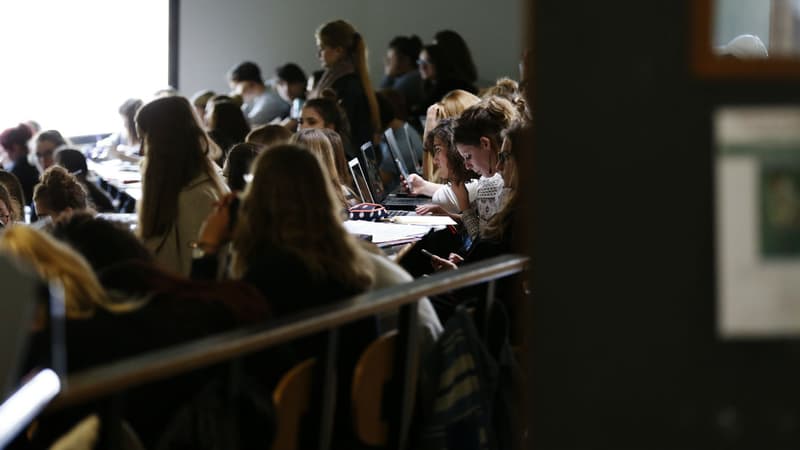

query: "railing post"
xmin=318 ymin=328 xmax=339 ymax=450
xmin=484 ymin=279 xmax=497 ymax=339
xmin=388 ymin=302 xmax=420 ymax=450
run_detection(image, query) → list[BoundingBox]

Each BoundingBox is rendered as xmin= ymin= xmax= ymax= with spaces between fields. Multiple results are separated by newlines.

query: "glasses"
xmin=417 ymin=59 xmax=431 ymax=67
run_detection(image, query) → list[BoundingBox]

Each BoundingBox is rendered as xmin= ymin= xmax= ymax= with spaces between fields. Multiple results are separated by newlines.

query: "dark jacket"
xmin=11 ymin=157 xmax=39 ymax=206
xmin=332 ymin=73 xmax=374 ymax=149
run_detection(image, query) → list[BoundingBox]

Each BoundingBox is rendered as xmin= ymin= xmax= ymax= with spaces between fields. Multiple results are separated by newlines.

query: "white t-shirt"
xmin=431 ymin=179 xmax=480 ymax=214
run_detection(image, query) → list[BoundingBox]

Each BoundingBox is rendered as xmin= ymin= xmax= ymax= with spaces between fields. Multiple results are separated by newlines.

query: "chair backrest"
xmin=272 ymin=358 xmax=316 ymax=450
xmin=351 ymin=331 xmax=397 ymax=446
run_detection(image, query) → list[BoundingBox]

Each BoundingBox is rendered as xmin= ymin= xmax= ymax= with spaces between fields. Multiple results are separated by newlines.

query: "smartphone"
xmin=421 ymin=249 xmax=436 ymax=258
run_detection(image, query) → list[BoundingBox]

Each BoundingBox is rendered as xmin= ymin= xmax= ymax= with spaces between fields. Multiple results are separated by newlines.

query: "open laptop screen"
xmin=359 ymin=142 xmax=388 ymax=203
xmin=348 ymin=157 xmax=374 ymax=203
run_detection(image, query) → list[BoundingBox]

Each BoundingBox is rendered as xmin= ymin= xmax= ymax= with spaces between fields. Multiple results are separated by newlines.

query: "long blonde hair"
xmin=291 ymin=129 xmax=347 ymax=206
xmin=0 ymin=226 xmax=114 ymax=319
xmin=231 ymin=145 xmax=374 ymax=290
xmin=316 ymin=20 xmax=382 ymax=137
xmin=136 ymin=96 xmax=225 ymax=239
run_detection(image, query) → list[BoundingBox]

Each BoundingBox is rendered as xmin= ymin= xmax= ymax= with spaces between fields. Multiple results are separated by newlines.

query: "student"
xmin=8 ymin=222 xmax=268 ymax=448
xmin=0 ymin=170 xmax=25 ymax=222
xmin=191 ymin=144 xmax=441 ymax=337
xmin=0 ymin=123 xmax=39 ymax=207
xmin=380 ymin=35 xmax=424 ymax=114
xmin=206 ymin=100 xmax=251 ymax=164
xmin=417 ymin=44 xmax=478 ymax=114
xmin=319 ymin=128 xmax=354 ymax=191
xmin=53 ymin=148 xmax=115 ymax=212
xmin=274 ymin=63 xmax=308 ymax=124
xmin=300 ymin=95 xmax=356 ymax=159
xmin=190 ymin=90 xmax=216 ymax=126
xmin=33 ymin=165 xmax=88 ymax=220
xmin=451 ymin=97 xmax=519 ymax=241
xmin=418 ymin=89 xmax=480 ymax=179
xmin=290 ymin=128 xmax=355 ymax=207
xmin=412 ymin=118 xmax=479 ymax=216
xmin=245 ymin=123 xmax=292 ymax=149
xmin=431 ymin=121 xmax=523 ymax=271
xmin=136 ymin=96 xmax=228 ymax=276
xmin=311 ymin=19 xmax=381 ymax=148
xmin=228 ymin=61 xmax=289 ymax=126
xmin=0 ymin=226 xmax=113 ymax=320
xmin=433 ymin=29 xmax=479 ymax=85
xmin=33 ymin=130 xmax=68 ymax=171
xmin=222 ymin=142 xmax=260 ymax=191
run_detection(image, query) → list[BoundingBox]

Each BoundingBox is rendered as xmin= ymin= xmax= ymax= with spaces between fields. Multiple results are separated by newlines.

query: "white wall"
xmin=178 ymin=0 xmax=522 ymax=97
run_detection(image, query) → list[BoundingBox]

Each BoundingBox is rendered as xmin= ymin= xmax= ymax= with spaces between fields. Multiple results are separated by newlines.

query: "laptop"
xmin=359 ymin=142 xmax=429 ymax=211
xmin=386 ymin=126 xmax=426 ymax=175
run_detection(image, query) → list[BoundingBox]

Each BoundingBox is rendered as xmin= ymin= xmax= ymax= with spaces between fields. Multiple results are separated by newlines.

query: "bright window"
xmin=0 ymin=1 xmax=169 ymax=137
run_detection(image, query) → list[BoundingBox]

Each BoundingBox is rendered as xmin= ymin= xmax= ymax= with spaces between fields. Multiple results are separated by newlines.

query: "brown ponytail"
xmin=351 ymin=33 xmax=382 ymax=136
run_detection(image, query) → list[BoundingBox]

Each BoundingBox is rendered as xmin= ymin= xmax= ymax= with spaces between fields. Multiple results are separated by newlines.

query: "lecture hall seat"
xmin=271 ymin=358 xmax=316 ymax=450
xmin=351 ymin=330 xmax=398 ymax=446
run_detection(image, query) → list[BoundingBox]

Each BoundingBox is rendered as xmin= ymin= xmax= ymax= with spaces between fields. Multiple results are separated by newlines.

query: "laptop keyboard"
xmin=386 ymin=209 xmax=412 ymax=217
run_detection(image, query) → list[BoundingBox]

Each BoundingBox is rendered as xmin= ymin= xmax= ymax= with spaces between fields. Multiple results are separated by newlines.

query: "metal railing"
xmin=42 ymin=253 xmax=529 ymax=449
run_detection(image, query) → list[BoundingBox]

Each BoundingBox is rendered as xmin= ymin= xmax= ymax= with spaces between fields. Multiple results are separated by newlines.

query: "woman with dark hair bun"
xmin=0 ymin=123 xmax=39 ymax=207
xmin=417 ymin=43 xmax=478 ymax=113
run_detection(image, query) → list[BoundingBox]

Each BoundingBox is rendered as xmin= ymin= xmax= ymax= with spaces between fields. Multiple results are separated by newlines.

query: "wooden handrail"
xmin=47 ymin=254 xmax=529 ymax=410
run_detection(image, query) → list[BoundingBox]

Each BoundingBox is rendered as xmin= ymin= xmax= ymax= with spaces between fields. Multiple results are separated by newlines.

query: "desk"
xmin=87 ymin=159 xmax=142 ymax=202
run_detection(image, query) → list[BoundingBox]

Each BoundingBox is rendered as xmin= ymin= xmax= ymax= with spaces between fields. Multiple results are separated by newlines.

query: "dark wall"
xmin=528 ymin=1 xmax=800 ymax=448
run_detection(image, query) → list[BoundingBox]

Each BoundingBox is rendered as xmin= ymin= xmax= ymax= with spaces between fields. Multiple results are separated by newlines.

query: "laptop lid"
xmin=386 ymin=127 xmax=420 ymax=175
xmin=403 ymin=123 xmax=424 ymax=173
xmin=384 ymin=129 xmax=412 ymax=180
xmin=348 ymin=157 xmax=374 ymax=203
xmin=359 ymin=142 xmax=388 ymax=203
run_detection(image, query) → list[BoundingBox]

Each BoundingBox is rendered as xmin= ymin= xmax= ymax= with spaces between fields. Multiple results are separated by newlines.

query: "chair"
xmin=351 ymin=330 xmax=398 ymax=446
xmin=271 ymin=358 xmax=316 ymax=450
